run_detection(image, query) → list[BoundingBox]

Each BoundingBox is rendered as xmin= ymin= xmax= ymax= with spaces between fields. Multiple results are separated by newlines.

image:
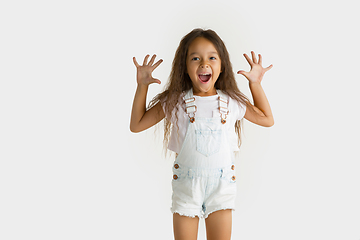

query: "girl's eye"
xmin=210 ymin=57 xmax=216 ymax=60
xmin=192 ymin=57 xmax=199 ymax=61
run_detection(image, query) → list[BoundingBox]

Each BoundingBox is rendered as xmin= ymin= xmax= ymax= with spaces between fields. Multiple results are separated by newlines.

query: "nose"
xmin=200 ymin=61 xmax=210 ymax=68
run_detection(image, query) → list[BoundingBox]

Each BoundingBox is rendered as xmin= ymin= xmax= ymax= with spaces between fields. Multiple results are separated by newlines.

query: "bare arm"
xmin=245 ymin=82 xmax=274 ymax=127
xmin=238 ymin=51 xmax=274 ymax=127
xmin=130 ymin=55 xmax=165 ymax=133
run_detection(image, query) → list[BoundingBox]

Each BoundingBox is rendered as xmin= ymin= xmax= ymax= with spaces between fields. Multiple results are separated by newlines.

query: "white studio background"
xmin=1 ymin=0 xmax=359 ymax=240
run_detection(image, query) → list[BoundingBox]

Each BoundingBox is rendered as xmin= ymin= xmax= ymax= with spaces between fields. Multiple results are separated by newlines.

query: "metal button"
xmin=173 ymin=174 xmax=178 ymax=180
xmin=174 ymin=164 xmax=179 ymax=169
xmin=232 ymin=176 xmax=236 ymax=181
xmin=231 ymin=165 xmax=235 ymax=170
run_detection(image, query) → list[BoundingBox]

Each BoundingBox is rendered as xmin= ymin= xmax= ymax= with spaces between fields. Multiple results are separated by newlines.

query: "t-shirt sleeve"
xmin=160 ymin=93 xmax=187 ymax=153
xmin=230 ymin=97 xmax=247 ymax=120
xmin=160 ymin=94 xmax=185 ymax=124
xmin=160 ymin=97 xmax=173 ymax=123
xmin=160 ymin=99 xmax=168 ymax=119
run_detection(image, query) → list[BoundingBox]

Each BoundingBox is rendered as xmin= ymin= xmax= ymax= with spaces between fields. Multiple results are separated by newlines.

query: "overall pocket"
xmin=195 ymin=129 xmax=222 ymax=156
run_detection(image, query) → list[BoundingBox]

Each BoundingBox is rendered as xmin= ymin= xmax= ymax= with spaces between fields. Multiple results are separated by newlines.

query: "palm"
xmin=237 ymin=51 xmax=273 ymax=84
xmin=133 ymin=54 xmax=163 ymax=86
xmin=136 ymin=65 xmax=156 ymax=85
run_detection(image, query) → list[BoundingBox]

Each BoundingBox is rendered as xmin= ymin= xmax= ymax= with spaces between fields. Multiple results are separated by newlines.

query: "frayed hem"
xmin=204 ymin=207 xmax=235 ymax=219
xmin=171 ymin=210 xmax=202 ymax=219
xmin=171 ymin=207 xmax=235 ymax=219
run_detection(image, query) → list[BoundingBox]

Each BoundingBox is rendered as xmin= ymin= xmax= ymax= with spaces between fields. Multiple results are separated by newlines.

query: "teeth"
xmin=199 ymin=73 xmax=211 ymax=76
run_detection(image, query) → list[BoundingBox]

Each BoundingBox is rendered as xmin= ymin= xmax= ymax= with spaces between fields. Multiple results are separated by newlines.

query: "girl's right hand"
xmin=133 ymin=54 xmax=163 ymax=86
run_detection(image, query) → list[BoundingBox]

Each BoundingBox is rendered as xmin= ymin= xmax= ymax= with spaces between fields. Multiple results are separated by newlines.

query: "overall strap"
xmin=183 ymin=89 xmax=196 ymax=123
xmin=217 ymin=90 xmax=229 ymax=124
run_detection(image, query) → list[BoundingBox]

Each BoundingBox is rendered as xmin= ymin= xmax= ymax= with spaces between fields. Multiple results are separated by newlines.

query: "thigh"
xmin=173 ymin=213 xmax=199 ymax=240
xmin=205 ymin=209 xmax=232 ymax=240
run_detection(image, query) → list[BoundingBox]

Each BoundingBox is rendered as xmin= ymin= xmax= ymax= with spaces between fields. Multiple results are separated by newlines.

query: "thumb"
xmin=265 ymin=64 xmax=273 ymax=72
xmin=150 ymin=78 xmax=161 ymax=85
xmin=237 ymin=70 xmax=248 ymax=77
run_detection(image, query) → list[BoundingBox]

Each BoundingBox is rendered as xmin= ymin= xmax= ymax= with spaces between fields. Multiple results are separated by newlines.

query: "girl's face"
xmin=186 ymin=37 xmax=221 ymax=96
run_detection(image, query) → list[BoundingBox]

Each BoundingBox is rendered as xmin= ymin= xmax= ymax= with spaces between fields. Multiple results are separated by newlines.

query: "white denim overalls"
xmin=171 ymin=88 xmax=237 ymax=219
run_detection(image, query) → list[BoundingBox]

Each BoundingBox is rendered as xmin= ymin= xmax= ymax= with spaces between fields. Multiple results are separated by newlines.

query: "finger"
xmin=133 ymin=57 xmax=140 ymax=68
xmin=143 ymin=54 xmax=150 ymax=65
xmin=148 ymin=54 xmax=157 ymax=66
xmin=152 ymin=59 xmax=163 ymax=70
xmin=251 ymin=51 xmax=257 ymax=64
xmin=258 ymin=54 xmax=262 ymax=65
xmin=243 ymin=53 xmax=253 ymax=66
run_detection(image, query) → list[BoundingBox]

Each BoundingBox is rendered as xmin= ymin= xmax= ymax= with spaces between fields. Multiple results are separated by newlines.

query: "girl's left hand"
xmin=237 ymin=51 xmax=273 ymax=84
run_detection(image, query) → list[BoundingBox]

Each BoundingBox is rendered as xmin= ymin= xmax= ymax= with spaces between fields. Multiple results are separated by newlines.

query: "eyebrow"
xmin=188 ymin=51 xmax=219 ymax=56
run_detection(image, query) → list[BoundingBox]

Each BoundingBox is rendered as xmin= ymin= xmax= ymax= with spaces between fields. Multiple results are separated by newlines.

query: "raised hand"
xmin=237 ymin=51 xmax=273 ymax=84
xmin=133 ymin=54 xmax=163 ymax=86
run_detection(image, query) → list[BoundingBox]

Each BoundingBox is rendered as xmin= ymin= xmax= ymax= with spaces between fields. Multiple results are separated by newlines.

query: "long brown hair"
xmin=149 ymin=28 xmax=251 ymax=152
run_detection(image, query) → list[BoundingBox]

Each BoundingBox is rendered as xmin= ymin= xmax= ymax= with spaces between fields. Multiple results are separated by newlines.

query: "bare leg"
xmin=173 ymin=213 xmax=199 ymax=240
xmin=205 ymin=209 xmax=232 ymax=240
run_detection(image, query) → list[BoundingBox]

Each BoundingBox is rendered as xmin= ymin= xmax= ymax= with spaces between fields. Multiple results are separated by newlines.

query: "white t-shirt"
xmin=161 ymin=92 xmax=246 ymax=153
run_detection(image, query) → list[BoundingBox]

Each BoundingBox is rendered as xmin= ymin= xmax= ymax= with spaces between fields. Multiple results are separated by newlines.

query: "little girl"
xmin=130 ymin=28 xmax=274 ymax=240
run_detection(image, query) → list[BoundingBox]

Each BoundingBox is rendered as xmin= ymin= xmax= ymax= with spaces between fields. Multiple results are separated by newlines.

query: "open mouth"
xmin=198 ymin=73 xmax=212 ymax=83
